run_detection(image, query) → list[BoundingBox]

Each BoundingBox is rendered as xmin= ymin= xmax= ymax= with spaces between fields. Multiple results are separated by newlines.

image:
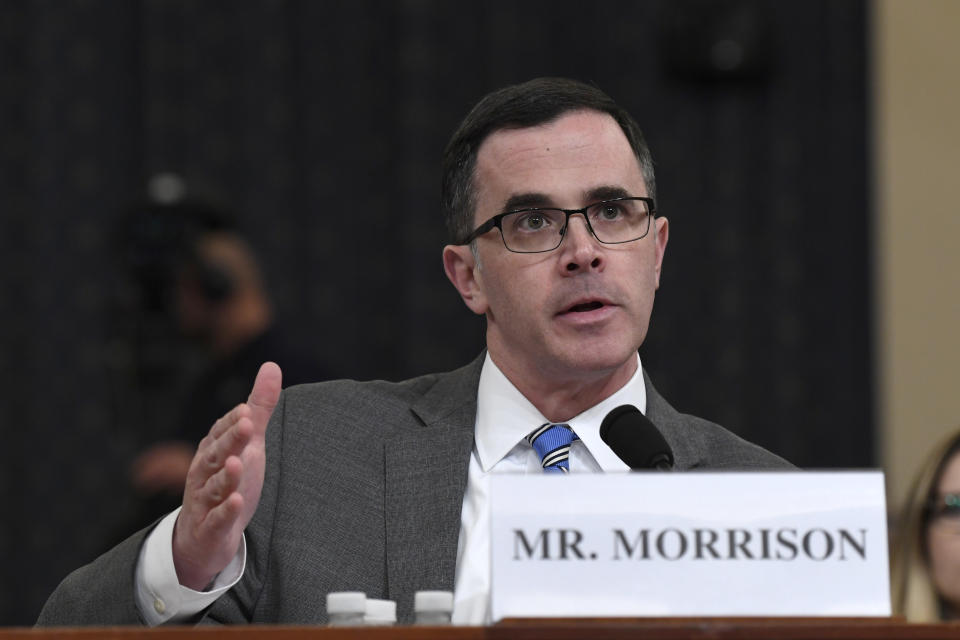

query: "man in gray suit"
xmin=39 ymin=77 xmax=790 ymax=626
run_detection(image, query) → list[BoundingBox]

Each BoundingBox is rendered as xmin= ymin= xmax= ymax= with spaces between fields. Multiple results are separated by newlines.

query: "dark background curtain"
xmin=0 ymin=0 xmax=869 ymax=625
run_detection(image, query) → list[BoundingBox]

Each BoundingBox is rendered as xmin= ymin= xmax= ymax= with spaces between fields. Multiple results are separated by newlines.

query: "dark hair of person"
xmin=441 ymin=77 xmax=657 ymax=244
xmin=123 ymin=177 xmax=239 ymax=311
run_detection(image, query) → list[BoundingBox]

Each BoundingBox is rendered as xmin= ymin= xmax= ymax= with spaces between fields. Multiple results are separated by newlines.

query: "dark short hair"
xmin=441 ymin=77 xmax=657 ymax=244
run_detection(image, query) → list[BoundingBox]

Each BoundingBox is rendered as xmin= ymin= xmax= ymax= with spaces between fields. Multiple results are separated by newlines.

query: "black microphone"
xmin=599 ymin=404 xmax=674 ymax=470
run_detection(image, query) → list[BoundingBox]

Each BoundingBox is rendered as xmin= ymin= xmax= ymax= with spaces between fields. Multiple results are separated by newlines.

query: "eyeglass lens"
xmin=501 ymin=199 xmax=651 ymax=253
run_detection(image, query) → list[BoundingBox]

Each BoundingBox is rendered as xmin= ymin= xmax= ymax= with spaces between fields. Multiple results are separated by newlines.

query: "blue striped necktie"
xmin=527 ymin=423 xmax=579 ymax=473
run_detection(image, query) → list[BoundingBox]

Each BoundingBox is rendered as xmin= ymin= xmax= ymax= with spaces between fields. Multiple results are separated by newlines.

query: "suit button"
xmin=154 ymin=598 xmax=166 ymax=615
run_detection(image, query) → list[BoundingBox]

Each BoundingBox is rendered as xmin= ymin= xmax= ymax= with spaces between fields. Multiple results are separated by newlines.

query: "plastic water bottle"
xmin=363 ymin=598 xmax=397 ymax=626
xmin=413 ymin=590 xmax=454 ymax=625
xmin=326 ymin=591 xmax=366 ymax=626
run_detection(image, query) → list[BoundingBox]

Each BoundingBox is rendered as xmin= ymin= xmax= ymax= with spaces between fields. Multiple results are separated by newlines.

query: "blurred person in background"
xmin=891 ymin=427 xmax=960 ymax=621
xmin=121 ymin=175 xmax=325 ymax=529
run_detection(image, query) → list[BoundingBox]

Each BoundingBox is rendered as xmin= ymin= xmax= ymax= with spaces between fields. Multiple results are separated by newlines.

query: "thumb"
xmin=247 ymin=361 xmax=282 ymax=429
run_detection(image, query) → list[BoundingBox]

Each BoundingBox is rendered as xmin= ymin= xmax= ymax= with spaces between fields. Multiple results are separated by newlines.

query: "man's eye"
xmin=598 ymin=204 xmax=623 ymax=221
xmin=516 ymin=213 xmax=548 ymax=231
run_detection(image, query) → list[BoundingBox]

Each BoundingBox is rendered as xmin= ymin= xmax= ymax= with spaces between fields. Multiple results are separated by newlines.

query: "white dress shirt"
xmin=135 ymin=353 xmax=647 ymax=625
xmin=451 ymin=352 xmax=643 ymax=623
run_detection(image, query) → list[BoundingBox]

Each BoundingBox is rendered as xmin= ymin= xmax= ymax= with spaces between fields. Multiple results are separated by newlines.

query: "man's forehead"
xmin=473 ymin=110 xmax=646 ymax=212
xmin=478 ymin=109 xmax=623 ymax=153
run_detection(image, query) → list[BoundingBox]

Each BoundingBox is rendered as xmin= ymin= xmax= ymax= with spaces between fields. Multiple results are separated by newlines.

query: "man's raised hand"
xmin=172 ymin=362 xmax=282 ymax=590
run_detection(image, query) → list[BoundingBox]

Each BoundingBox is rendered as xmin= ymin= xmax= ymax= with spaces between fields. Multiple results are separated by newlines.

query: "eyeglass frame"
xmin=457 ymin=196 xmax=658 ymax=253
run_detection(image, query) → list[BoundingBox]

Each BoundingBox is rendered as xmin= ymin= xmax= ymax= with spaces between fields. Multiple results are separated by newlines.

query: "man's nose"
xmin=559 ymin=213 xmax=603 ymax=272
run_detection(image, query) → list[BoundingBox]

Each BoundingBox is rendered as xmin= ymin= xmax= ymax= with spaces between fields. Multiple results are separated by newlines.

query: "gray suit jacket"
xmin=37 ymin=352 xmax=791 ymax=626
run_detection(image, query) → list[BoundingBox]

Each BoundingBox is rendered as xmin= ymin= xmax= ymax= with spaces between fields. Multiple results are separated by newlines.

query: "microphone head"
xmin=600 ymin=404 xmax=674 ymax=470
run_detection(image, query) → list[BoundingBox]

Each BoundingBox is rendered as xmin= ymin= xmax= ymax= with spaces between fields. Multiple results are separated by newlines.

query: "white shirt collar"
xmin=474 ymin=352 xmax=647 ymax=472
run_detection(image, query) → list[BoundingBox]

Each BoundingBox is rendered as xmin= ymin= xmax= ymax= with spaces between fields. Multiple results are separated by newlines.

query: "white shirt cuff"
xmin=135 ymin=507 xmax=246 ymax=625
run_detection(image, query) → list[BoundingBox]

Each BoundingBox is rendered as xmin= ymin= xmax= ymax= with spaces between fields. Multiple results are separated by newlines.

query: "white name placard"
xmin=490 ymin=471 xmax=889 ymax=620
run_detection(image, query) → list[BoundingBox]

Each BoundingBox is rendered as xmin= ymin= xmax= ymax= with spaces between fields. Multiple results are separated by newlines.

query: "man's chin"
xmin=548 ymin=342 xmax=640 ymax=379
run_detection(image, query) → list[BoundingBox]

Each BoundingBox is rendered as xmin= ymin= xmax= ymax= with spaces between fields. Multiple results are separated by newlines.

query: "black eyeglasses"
xmin=459 ymin=196 xmax=657 ymax=254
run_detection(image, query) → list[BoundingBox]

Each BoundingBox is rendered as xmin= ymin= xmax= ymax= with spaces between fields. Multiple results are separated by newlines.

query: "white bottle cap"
xmin=414 ymin=590 xmax=454 ymax=612
xmin=364 ymin=598 xmax=397 ymax=624
xmin=326 ymin=591 xmax=367 ymax=614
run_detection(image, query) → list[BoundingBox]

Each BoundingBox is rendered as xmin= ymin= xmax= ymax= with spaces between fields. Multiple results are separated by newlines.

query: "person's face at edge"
xmin=443 ymin=109 xmax=669 ymax=395
xmin=927 ymin=450 xmax=960 ymax=617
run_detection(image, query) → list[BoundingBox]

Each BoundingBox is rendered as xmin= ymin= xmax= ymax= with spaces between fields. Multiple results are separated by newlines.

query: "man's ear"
xmin=443 ymin=244 xmax=488 ymax=315
xmin=653 ymin=216 xmax=669 ymax=289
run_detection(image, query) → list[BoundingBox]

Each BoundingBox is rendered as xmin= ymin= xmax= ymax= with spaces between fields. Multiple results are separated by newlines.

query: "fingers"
xmin=208 ymin=403 xmax=252 ymax=441
xmin=201 ymin=491 xmax=245 ymax=539
xmin=247 ymin=362 xmax=282 ymax=431
xmin=194 ymin=455 xmax=244 ymax=511
xmin=173 ymin=362 xmax=280 ymax=590
xmin=249 ymin=361 xmax=282 ymax=407
xmin=184 ymin=360 xmax=280 ymax=507
xmin=188 ymin=414 xmax=252 ymax=489
xmin=201 ymin=362 xmax=280 ymax=448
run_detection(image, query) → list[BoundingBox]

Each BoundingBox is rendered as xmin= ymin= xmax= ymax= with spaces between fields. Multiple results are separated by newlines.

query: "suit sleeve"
xmin=36 ymin=526 xmax=150 ymax=626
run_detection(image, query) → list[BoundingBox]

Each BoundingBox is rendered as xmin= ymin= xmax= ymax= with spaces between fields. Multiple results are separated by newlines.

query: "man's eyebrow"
xmin=501 ymin=186 xmax=635 ymax=213
xmin=585 ymin=185 xmax=633 ymax=202
xmin=501 ymin=192 xmax=553 ymax=212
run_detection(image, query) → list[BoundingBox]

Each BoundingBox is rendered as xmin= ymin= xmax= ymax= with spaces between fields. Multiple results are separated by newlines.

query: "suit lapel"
xmin=643 ymin=368 xmax=703 ymax=470
xmin=383 ymin=354 xmax=483 ymax=620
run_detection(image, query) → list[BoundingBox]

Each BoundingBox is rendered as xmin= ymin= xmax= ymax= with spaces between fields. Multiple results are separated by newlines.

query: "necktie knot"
xmin=527 ymin=423 xmax=579 ymax=473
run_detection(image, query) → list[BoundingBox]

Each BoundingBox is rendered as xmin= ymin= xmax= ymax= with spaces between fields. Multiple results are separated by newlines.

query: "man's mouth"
xmin=566 ymin=300 xmax=605 ymax=313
